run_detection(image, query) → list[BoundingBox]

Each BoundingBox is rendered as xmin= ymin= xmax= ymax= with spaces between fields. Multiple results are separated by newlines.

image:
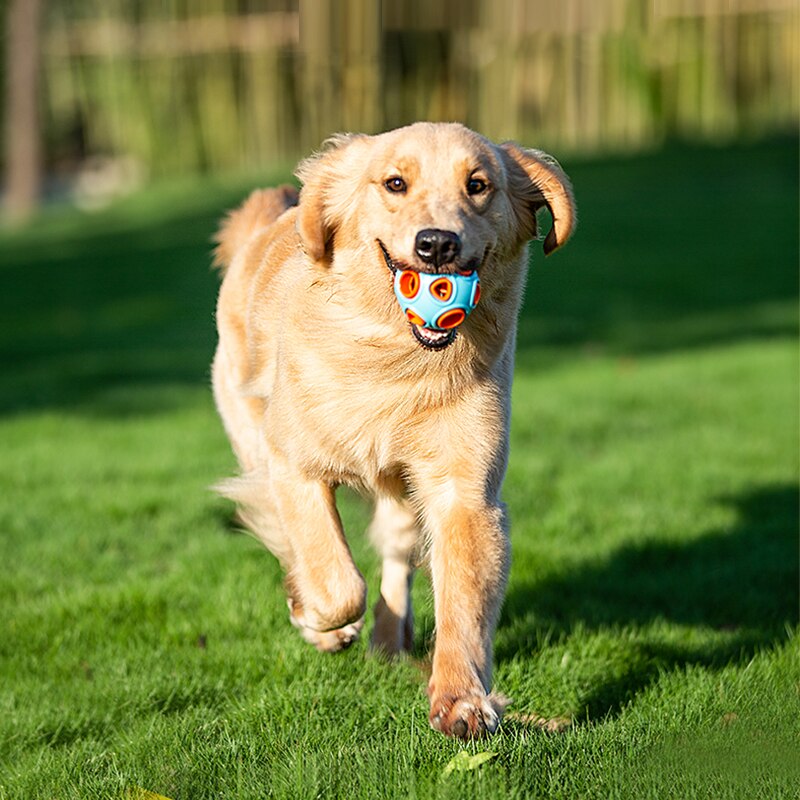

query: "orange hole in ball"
xmin=473 ymin=283 xmax=481 ymax=305
xmin=436 ymin=309 xmax=466 ymax=330
xmin=406 ymin=309 xmax=426 ymax=326
xmin=430 ymin=277 xmax=453 ymax=302
xmin=398 ymin=271 xmax=420 ymax=299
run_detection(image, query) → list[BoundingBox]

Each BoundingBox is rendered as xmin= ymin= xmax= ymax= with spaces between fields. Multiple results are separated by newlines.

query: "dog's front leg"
xmin=268 ymin=451 xmax=367 ymax=641
xmin=422 ymin=492 xmax=511 ymax=738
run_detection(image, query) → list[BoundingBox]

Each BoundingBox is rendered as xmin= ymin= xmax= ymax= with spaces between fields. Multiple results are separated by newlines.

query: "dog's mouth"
xmin=378 ymin=240 xmax=468 ymax=351
xmin=378 ymin=239 xmax=403 ymax=275
xmin=410 ymin=325 xmax=457 ymax=350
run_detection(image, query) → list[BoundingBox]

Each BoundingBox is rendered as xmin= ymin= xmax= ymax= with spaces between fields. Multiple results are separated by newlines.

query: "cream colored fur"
xmin=212 ymin=122 xmax=575 ymax=738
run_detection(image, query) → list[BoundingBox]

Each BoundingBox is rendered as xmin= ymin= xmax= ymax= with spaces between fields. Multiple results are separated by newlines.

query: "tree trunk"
xmin=4 ymin=0 xmax=44 ymax=224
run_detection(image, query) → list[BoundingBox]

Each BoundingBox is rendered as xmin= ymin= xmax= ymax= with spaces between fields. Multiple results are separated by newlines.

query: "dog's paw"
xmin=288 ymin=597 xmax=364 ymax=653
xmin=297 ymin=619 xmax=364 ymax=653
xmin=429 ymin=692 xmax=510 ymax=739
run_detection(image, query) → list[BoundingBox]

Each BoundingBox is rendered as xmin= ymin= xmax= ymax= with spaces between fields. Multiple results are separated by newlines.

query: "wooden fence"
xmin=39 ymin=0 xmax=800 ymax=178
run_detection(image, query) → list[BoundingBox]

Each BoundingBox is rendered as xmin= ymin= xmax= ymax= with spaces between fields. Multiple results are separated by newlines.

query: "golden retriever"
xmin=212 ymin=122 xmax=575 ymax=738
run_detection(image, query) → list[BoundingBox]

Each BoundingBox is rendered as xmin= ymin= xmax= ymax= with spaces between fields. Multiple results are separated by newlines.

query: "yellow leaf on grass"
xmin=125 ymin=787 xmax=174 ymax=800
xmin=506 ymin=710 xmax=573 ymax=734
xmin=442 ymin=750 xmax=497 ymax=776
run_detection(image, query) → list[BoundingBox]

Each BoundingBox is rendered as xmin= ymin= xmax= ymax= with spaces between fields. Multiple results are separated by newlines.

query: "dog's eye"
xmin=466 ymin=177 xmax=488 ymax=196
xmin=384 ymin=177 xmax=407 ymax=194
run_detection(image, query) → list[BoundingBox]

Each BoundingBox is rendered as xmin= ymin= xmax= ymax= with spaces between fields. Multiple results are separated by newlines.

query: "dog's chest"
xmin=268 ymin=368 xmax=453 ymax=489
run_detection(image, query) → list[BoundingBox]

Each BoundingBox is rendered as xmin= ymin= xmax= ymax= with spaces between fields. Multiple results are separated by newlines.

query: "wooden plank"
xmin=45 ymin=13 xmax=299 ymax=58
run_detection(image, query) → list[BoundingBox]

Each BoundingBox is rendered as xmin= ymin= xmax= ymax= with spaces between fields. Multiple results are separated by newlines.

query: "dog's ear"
xmin=295 ymin=133 xmax=366 ymax=265
xmin=500 ymin=143 xmax=577 ymax=256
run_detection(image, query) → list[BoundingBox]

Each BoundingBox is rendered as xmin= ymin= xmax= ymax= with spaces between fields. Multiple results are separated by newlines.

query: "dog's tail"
xmin=212 ymin=184 xmax=299 ymax=273
xmin=213 ymin=470 xmax=294 ymax=567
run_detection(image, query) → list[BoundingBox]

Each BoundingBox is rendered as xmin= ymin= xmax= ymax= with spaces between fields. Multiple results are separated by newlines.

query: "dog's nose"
xmin=415 ymin=229 xmax=461 ymax=267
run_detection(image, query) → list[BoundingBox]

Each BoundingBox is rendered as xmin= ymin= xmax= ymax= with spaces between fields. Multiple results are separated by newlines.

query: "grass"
xmin=1 ymin=138 xmax=798 ymax=799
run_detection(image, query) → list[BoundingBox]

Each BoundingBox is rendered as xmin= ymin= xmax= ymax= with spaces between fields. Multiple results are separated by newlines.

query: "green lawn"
xmin=1 ymin=139 xmax=798 ymax=799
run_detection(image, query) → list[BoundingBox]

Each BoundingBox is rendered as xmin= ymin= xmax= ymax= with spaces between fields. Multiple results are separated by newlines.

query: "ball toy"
xmin=393 ymin=269 xmax=481 ymax=331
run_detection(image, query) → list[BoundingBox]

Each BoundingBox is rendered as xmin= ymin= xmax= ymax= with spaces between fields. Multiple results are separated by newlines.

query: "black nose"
xmin=415 ymin=229 xmax=461 ymax=267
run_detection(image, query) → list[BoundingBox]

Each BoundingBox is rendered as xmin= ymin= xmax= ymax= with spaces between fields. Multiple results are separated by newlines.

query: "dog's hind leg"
xmin=368 ymin=495 xmax=420 ymax=656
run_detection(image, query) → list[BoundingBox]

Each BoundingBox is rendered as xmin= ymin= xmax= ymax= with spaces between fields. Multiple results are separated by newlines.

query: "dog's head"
xmin=295 ymin=122 xmax=576 ymax=350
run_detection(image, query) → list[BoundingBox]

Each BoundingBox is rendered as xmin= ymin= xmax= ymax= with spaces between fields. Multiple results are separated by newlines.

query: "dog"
xmin=211 ymin=122 xmax=576 ymax=738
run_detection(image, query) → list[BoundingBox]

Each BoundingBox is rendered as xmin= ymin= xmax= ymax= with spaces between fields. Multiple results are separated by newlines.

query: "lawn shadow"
xmin=515 ymin=137 xmax=798 ymax=362
xmin=0 ymin=202 xmax=224 ymax=417
xmin=497 ymin=484 xmax=799 ymax=721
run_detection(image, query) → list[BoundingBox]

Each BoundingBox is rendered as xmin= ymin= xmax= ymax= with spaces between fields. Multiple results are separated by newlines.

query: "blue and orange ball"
xmin=393 ymin=269 xmax=481 ymax=331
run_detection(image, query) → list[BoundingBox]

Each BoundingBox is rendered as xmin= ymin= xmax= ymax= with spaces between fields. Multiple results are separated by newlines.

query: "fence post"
xmin=300 ymin=0 xmax=381 ymax=150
